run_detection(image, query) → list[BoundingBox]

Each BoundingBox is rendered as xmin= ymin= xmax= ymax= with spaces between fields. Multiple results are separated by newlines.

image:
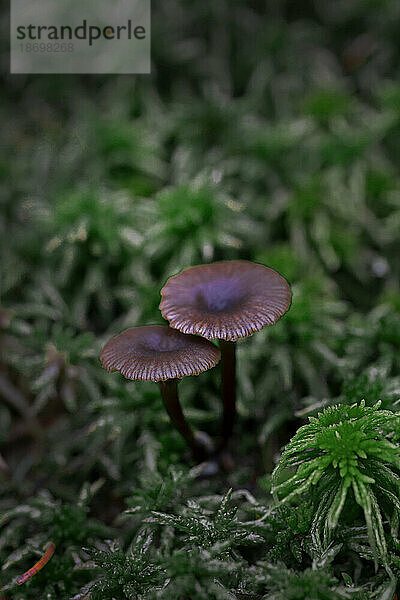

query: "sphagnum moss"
xmin=272 ymin=401 xmax=400 ymax=568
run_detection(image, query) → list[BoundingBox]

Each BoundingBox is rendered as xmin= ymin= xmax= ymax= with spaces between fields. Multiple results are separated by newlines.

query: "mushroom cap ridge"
xmin=160 ymin=260 xmax=291 ymax=342
xmin=100 ymin=325 xmax=221 ymax=382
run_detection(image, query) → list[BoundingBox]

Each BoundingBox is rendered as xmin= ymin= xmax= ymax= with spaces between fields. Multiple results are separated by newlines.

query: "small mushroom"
xmin=160 ymin=260 xmax=291 ymax=446
xmin=100 ymin=325 xmax=220 ymax=461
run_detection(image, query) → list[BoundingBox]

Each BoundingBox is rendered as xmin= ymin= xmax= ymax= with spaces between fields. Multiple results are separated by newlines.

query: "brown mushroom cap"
xmin=100 ymin=325 xmax=221 ymax=382
xmin=160 ymin=261 xmax=291 ymax=342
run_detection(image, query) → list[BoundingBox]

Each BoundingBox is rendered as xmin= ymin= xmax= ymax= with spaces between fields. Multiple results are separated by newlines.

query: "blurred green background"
xmin=1 ymin=0 xmax=400 ymax=597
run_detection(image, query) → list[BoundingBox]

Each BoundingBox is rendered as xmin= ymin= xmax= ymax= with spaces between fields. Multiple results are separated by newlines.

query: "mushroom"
xmin=100 ymin=325 xmax=221 ymax=461
xmin=159 ymin=260 xmax=291 ymax=446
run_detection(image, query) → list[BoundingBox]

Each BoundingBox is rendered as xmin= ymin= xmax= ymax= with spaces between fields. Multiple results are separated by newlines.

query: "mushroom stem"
xmin=158 ymin=379 xmax=207 ymax=462
xmin=219 ymin=340 xmax=236 ymax=445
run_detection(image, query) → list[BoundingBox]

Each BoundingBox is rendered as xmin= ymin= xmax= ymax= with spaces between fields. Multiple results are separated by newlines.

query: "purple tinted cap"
xmin=160 ymin=261 xmax=291 ymax=341
xmin=100 ymin=325 xmax=221 ymax=382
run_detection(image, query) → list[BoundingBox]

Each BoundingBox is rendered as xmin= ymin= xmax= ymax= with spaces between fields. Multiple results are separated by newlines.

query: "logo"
xmin=10 ymin=0 xmax=151 ymax=74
